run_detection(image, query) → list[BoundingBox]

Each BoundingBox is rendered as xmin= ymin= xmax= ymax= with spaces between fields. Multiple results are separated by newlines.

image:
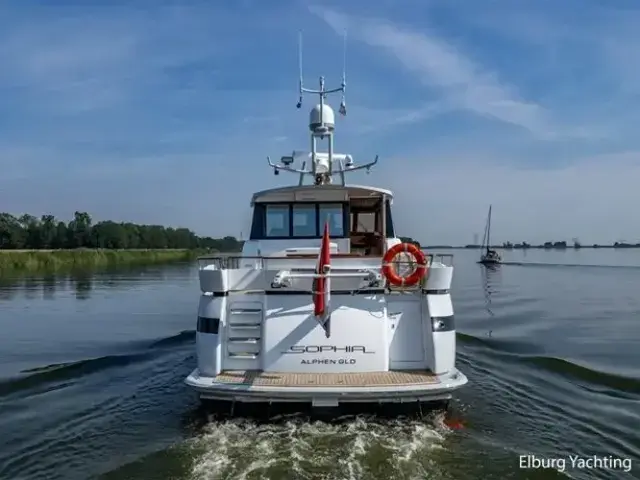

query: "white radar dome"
xmin=309 ymin=104 xmax=335 ymax=133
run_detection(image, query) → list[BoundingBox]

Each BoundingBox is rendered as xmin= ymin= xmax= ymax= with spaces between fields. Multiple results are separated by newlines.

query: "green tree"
xmin=67 ymin=211 xmax=92 ymax=248
xmin=0 ymin=211 xmax=244 ymax=252
xmin=40 ymin=215 xmax=57 ymax=248
xmin=0 ymin=214 xmax=24 ymax=248
xmin=52 ymin=222 xmax=68 ymax=249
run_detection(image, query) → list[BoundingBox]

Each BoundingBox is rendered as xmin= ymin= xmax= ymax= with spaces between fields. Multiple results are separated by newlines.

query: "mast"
xmin=487 ymin=205 xmax=492 ymax=252
xmin=266 ymin=31 xmax=379 ymax=185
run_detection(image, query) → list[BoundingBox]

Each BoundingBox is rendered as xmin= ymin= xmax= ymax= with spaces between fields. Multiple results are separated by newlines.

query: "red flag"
xmin=313 ymin=222 xmax=331 ymax=317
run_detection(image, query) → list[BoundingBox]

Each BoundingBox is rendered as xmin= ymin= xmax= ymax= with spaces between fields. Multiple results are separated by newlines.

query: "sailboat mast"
xmin=487 ymin=205 xmax=492 ymax=252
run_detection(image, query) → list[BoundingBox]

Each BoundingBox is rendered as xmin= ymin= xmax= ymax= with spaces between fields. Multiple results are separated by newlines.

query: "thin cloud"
xmin=342 ymin=102 xmax=451 ymax=134
xmin=310 ymin=6 xmax=591 ymax=140
xmin=457 ymin=1 xmax=640 ymax=103
xmin=0 ymin=2 xmax=271 ymax=122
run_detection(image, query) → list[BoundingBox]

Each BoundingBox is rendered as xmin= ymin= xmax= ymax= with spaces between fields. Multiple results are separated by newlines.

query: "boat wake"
xmin=0 ymin=330 xmax=195 ymax=399
xmin=457 ymin=332 xmax=640 ymax=396
xmin=0 ymin=329 xmax=197 ymax=480
xmin=187 ymin=415 xmax=451 ymax=480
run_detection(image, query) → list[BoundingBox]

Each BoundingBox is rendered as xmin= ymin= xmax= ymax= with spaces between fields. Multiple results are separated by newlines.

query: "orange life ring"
xmin=381 ymin=242 xmax=428 ymax=287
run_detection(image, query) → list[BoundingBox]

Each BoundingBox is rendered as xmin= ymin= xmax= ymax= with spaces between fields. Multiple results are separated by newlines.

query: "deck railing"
xmin=197 ymin=252 xmax=454 ymax=270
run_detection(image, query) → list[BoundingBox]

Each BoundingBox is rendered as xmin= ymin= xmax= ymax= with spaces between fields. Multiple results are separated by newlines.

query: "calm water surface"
xmin=0 ymin=250 xmax=639 ymax=479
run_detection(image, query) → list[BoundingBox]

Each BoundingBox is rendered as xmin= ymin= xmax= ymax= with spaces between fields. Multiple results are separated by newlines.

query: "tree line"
xmin=0 ymin=211 xmax=242 ymax=252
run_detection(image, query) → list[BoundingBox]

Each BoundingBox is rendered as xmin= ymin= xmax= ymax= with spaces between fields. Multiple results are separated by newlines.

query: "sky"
xmin=2 ymin=0 xmax=640 ymax=245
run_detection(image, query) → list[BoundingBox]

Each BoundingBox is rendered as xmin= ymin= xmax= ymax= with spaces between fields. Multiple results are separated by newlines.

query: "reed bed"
xmin=0 ymin=249 xmax=200 ymax=273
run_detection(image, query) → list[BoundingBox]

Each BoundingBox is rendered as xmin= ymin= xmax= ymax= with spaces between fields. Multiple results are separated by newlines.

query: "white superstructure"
xmin=185 ymin=45 xmax=467 ymax=409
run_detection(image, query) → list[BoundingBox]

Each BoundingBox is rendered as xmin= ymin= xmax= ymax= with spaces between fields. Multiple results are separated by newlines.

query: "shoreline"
xmin=0 ymin=248 xmax=204 ymax=274
xmin=2 ymin=243 xmax=636 ymax=275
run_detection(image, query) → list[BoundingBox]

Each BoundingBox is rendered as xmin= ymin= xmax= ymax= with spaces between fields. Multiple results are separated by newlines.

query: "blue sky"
xmin=2 ymin=0 xmax=640 ymax=245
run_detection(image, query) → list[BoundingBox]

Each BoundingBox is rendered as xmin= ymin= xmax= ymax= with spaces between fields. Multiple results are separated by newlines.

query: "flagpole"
xmin=313 ymin=221 xmax=332 ymax=337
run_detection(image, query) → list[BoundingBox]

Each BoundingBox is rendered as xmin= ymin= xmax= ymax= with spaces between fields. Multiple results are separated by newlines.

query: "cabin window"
xmin=319 ymin=203 xmax=344 ymax=237
xmin=250 ymin=202 xmax=349 ymax=240
xmin=292 ymin=204 xmax=317 ymax=237
xmin=265 ymin=205 xmax=290 ymax=237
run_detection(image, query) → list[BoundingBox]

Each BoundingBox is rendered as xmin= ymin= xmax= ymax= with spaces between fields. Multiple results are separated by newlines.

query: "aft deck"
xmin=214 ymin=369 xmax=439 ymax=387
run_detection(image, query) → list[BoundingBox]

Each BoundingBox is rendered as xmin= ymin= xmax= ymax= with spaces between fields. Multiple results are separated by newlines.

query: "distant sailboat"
xmin=478 ymin=205 xmax=502 ymax=265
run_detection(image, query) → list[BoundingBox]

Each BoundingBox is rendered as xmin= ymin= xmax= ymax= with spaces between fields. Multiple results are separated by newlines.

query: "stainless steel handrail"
xmin=197 ymin=253 xmax=454 ymax=270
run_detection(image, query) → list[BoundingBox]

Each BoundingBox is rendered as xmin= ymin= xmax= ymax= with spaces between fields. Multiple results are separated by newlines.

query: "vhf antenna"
xmin=296 ymin=32 xmax=303 ymax=109
xmin=296 ymin=29 xmax=347 ymax=115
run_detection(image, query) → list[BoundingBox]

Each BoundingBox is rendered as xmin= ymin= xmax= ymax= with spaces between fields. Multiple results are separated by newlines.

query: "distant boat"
xmin=478 ymin=205 xmax=502 ymax=265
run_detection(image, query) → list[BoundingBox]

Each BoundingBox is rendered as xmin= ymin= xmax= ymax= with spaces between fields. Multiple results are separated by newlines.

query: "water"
xmin=0 ymin=250 xmax=638 ymax=480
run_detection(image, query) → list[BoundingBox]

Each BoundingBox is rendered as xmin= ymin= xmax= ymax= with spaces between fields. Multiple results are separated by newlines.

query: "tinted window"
xmin=319 ymin=204 xmax=344 ymax=236
xmin=265 ymin=205 xmax=290 ymax=237
xmin=292 ymin=204 xmax=317 ymax=237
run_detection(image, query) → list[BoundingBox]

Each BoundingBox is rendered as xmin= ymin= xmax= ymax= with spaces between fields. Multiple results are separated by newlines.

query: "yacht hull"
xmin=188 ymin=252 xmax=466 ymax=416
xmin=478 ymin=259 xmax=501 ymax=265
